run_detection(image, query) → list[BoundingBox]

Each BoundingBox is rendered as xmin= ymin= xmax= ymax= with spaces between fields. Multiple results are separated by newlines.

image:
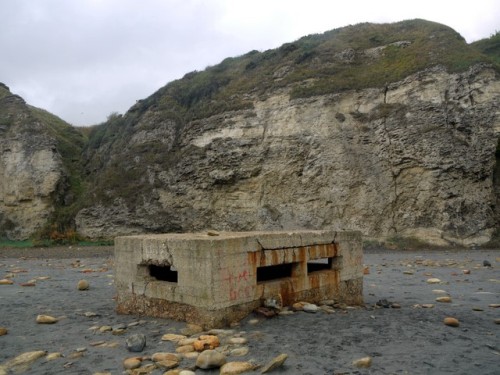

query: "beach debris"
xmin=444 ymin=317 xmax=460 ymax=327
xmin=220 ymin=361 xmax=256 ymax=374
xmin=77 ymin=279 xmax=89 ymax=290
xmin=261 ymin=353 xmax=288 ymax=373
xmin=195 ymin=349 xmax=226 ymax=369
xmin=36 ymin=315 xmax=58 ymax=324
xmin=126 ymin=333 xmax=146 ymax=352
xmin=353 ymin=356 xmax=372 ymax=368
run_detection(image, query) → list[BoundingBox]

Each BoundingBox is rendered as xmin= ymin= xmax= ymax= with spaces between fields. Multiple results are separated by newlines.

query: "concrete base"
xmin=114 ymin=230 xmax=363 ymax=328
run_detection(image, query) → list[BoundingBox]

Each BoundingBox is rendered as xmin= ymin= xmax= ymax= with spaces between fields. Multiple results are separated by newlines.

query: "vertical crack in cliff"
xmin=382 ymin=85 xmax=398 ymax=234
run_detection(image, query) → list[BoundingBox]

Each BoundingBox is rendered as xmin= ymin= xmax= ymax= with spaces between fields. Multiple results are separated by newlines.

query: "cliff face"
xmin=2 ymin=20 xmax=499 ymax=245
xmin=77 ymin=64 xmax=500 ymax=246
xmin=0 ymin=85 xmax=62 ymax=239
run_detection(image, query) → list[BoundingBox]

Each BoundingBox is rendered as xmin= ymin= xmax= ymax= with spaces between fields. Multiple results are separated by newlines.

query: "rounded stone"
xmin=193 ymin=335 xmax=220 ymax=352
xmin=77 ymin=279 xmax=89 ymax=290
xmin=220 ymin=361 xmax=256 ymax=375
xmin=228 ymin=337 xmax=248 ymax=345
xmin=353 ymin=356 xmax=372 ymax=368
xmin=126 ymin=333 xmax=146 ymax=352
xmin=195 ymin=349 xmax=226 ymax=369
xmin=123 ymin=357 xmax=142 ymax=369
xmin=0 ymin=327 xmax=7 ymax=336
xmin=444 ymin=317 xmax=460 ymax=327
xmin=151 ymin=352 xmax=180 ymax=362
xmin=303 ymin=303 xmax=319 ymax=313
xmin=0 ymin=279 xmax=14 ymax=285
xmin=436 ymin=296 xmax=452 ymax=303
xmin=426 ymin=278 xmax=441 ymax=284
xmin=36 ymin=315 xmax=58 ymax=324
xmin=261 ymin=353 xmax=288 ymax=373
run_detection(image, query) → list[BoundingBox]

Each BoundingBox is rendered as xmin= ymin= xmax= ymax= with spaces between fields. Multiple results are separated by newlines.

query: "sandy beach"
xmin=0 ymin=246 xmax=499 ymax=374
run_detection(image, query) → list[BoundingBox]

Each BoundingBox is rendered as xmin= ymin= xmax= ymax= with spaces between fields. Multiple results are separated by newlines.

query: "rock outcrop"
xmin=77 ymin=63 xmax=500 ymax=246
xmin=0 ymin=83 xmax=82 ymax=240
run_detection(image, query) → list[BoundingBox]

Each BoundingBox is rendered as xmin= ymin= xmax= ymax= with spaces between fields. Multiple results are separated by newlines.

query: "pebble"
xmin=156 ymin=359 xmax=180 ymax=370
xmin=352 ymin=356 xmax=372 ymax=368
xmin=436 ymin=296 xmax=452 ymax=303
xmin=303 ymin=303 xmax=319 ymax=313
xmin=220 ymin=361 xmax=256 ymax=374
xmin=179 ymin=371 xmax=196 ymax=375
xmin=494 ymin=318 xmax=500 ymax=324
xmin=483 ymin=260 xmax=492 ymax=267
xmin=151 ymin=352 xmax=180 ymax=362
xmin=0 ymin=327 xmax=7 ymax=336
xmin=195 ymin=349 xmax=227 ymax=369
xmin=422 ymin=304 xmax=435 ymax=308
xmin=36 ymin=315 xmax=58 ymax=324
xmin=489 ymin=304 xmax=500 ymax=308
xmin=99 ymin=325 xmax=112 ymax=332
xmin=126 ymin=333 xmax=146 ymax=352
xmin=463 ymin=269 xmax=471 ymax=274
xmin=178 ymin=338 xmax=197 ymax=346
xmin=162 ymin=333 xmax=187 ymax=342
xmin=230 ymin=347 xmax=249 ymax=357
xmin=426 ymin=278 xmax=441 ymax=284
xmin=123 ymin=357 xmax=142 ymax=369
xmin=0 ymin=279 xmax=14 ymax=285
xmin=3 ymin=351 xmax=47 ymax=372
xmin=444 ymin=317 xmax=460 ymax=327
xmin=183 ymin=351 xmax=199 ymax=360
xmin=228 ymin=337 xmax=248 ymax=345
xmin=176 ymin=345 xmax=195 ymax=354
xmin=77 ymin=279 xmax=89 ymax=290
xmin=46 ymin=353 xmax=62 ymax=361
xmin=193 ymin=335 xmax=220 ymax=351
xmin=261 ymin=353 xmax=288 ymax=373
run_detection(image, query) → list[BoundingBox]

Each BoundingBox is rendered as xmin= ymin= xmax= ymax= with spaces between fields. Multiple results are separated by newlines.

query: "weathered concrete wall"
xmin=114 ymin=230 xmax=363 ymax=328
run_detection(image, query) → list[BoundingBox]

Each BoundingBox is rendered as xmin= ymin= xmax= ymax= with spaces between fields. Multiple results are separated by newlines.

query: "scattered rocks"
xmin=353 ymin=356 xmax=372 ymax=368
xmin=444 ymin=317 xmax=460 ymax=327
xmin=36 ymin=315 xmax=58 ymax=324
xmin=261 ymin=353 xmax=288 ymax=373
xmin=426 ymin=278 xmax=441 ymax=284
xmin=230 ymin=347 xmax=250 ymax=357
xmin=126 ymin=333 xmax=146 ymax=352
xmin=151 ymin=352 xmax=180 ymax=363
xmin=77 ymin=279 xmax=89 ymax=290
xmin=195 ymin=349 xmax=226 ymax=369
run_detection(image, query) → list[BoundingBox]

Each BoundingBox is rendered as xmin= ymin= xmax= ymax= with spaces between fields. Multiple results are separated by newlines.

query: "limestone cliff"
xmin=0 ymin=83 xmax=84 ymax=240
xmin=76 ymin=19 xmax=500 ymax=246
xmin=2 ymin=20 xmax=500 ymax=246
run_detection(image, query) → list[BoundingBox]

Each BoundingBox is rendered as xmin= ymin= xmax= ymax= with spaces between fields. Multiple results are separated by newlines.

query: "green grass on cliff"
xmin=128 ymin=19 xmax=495 ymax=124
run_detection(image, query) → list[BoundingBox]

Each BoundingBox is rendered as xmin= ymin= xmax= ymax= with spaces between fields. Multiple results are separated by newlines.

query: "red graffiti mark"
xmin=238 ymin=269 xmax=249 ymax=282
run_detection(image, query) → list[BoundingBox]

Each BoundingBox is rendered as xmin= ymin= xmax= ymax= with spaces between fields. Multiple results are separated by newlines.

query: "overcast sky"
xmin=1 ymin=0 xmax=499 ymax=126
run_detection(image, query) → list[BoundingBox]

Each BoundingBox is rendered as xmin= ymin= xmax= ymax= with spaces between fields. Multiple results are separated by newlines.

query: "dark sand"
xmin=0 ymin=246 xmax=499 ymax=374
